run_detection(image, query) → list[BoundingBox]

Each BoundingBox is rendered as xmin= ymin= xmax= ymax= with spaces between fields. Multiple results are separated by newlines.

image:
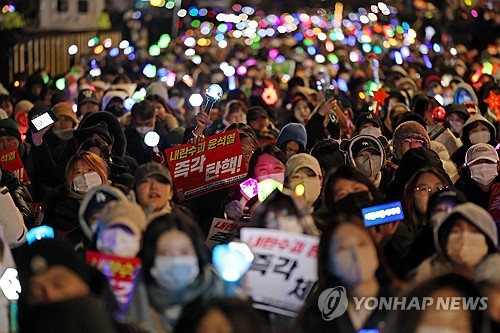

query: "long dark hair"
xmin=139 ymin=210 xmax=209 ymax=285
xmin=402 ymin=166 xmax=452 ymax=229
xmin=323 ymin=165 xmax=383 ymax=214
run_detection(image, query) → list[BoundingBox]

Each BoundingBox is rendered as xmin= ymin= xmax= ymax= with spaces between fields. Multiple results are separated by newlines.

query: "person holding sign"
xmin=297 ymin=215 xmax=396 ymax=333
xmin=140 ymin=211 xmax=233 ymax=333
xmin=0 ymin=118 xmax=34 ymax=185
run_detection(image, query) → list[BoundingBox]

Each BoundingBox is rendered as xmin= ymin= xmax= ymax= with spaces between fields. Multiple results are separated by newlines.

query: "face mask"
xmin=446 ymin=231 xmax=488 ymax=267
xmin=469 ymin=131 xmax=491 ymax=144
xmin=448 ymin=121 xmax=463 ymax=133
xmin=168 ymin=97 xmax=185 ymax=110
xmin=354 ymin=154 xmax=382 ymax=179
xmin=470 ymin=163 xmax=498 ymax=186
xmin=334 ymin=191 xmax=373 ymax=215
xmin=288 ymin=178 xmax=322 ymax=207
xmin=330 ymin=245 xmax=379 ymax=286
xmin=53 ymin=129 xmax=74 ymax=140
xmin=135 ymin=126 xmax=154 ymax=137
xmin=150 ymin=255 xmax=200 ymax=290
xmin=73 ymin=172 xmax=102 ymax=193
xmin=256 ymin=172 xmax=285 ymax=185
xmin=359 ymin=127 xmax=382 ymax=137
xmin=415 ymin=326 xmax=461 ymax=333
xmin=96 ymin=227 xmax=140 ymax=258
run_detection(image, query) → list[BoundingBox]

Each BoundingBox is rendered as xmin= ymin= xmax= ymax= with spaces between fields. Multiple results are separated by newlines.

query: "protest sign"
xmin=206 ymin=217 xmax=252 ymax=250
xmin=240 ymin=228 xmax=318 ymax=317
xmin=0 ymin=148 xmax=29 ymax=183
xmin=86 ymin=251 xmax=141 ymax=319
xmin=165 ymin=129 xmax=247 ymax=201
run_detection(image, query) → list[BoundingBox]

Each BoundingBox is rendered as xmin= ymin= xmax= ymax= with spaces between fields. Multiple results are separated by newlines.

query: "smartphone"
xmin=325 ymin=88 xmax=335 ymax=101
xmin=30 ymin=110 xmax=57 ymax=132
xmin=362 ymin=201 xmax=404 ymax=227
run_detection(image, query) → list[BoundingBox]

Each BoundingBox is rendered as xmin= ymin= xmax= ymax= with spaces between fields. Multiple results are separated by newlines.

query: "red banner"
xmin=165 ymin=129 xmax=247 ymax=201
xmin=0 ymin=148 xmax=29 ymax=183
xmin=86 ymin=251 xmax=142 ymax=319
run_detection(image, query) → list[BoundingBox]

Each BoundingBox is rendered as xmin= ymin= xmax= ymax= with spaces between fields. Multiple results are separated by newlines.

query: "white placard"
xmin=240 ymin=228 xmax=319 ymax=317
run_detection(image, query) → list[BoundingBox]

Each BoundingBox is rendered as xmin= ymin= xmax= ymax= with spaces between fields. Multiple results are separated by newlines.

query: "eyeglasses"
xmin=402 ymin=138 xmax=426 ymax=147
xmin=415 ymin=185 xmax=449 ymax=196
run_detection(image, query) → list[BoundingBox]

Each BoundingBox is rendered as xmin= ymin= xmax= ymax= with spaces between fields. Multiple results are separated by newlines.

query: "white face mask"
xmin=288 ymin=178 xmax=322 ymax=207
xmin=73 ymin=172 xmax=102 ymax=193
xmin=96 ymin=227 xmax=140 ymax=258
xmin=446 ymin=231 xmax=488 ymax=267
xmin=150 ymin=255 xmax=200 ymax=290
xmin=256 ymin=172 xmax=285 ymax=185
xmin=429 ymin=211 xmax=448 ymax=228
xmin=136 ymin=126 xmax=154 ymax=137
xmin=470 ymin=163 xmax=498 ymax=186
xmin=354 ymin=154 xmax=382 ymax=179
xmin=265 ymin=210 xmax=303 ymax=234
xmin=359 ymin=127 xmax=382 ymax=137
xmin=330 ymin=245 xmax=379 ymax=286
xmin=469 ymin=131 xmax=491 ymax=144
xmin=448 ymin=121 xmax=463 ymax=133
xmin=53 ymin=129 xmax=74 ymax=140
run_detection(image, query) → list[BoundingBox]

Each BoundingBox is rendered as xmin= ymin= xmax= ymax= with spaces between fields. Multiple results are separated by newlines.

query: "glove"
xmin=224 ymin=200 xmax=246 ymax=221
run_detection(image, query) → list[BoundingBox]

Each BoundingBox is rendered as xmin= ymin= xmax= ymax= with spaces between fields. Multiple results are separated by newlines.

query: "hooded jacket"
xmin=451 ymin=114 xmax=497 ymax=166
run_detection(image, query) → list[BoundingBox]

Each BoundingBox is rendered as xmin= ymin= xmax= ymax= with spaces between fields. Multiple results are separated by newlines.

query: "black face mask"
xmin=19 ymin=296 xmax=117 ymax=333
xmin=334 ymin=191 xmax=373 ymax=215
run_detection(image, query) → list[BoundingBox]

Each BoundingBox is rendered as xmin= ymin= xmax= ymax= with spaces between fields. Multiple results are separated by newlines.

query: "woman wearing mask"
xmin=411 ymin=202 xmax=498 ymax=283
xmin=385 ymin=273 xmax=490 ymax=333
xmin=224 ymin=144 xmax=286 ymax=221
xmin=297 ymin=215 xmax=395 ymax=332
xmin=284 ymin=153 xmax=322 ymax=215
xmin=43 ymin=150 xmax=108 ymax=250
xmin=386 ymin=166 xmax=452 ymax=279
xmin=455 ymin=143 xmax=500 ymax=209
xmin=451 ymin=113 xmax=497 ymax=167
xmin=140 ymin=211 xmax=230 ymax=333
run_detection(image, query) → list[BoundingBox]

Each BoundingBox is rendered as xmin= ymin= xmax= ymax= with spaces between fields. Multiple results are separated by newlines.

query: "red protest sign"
xmin=0 ymin=148 xmax=29 ymax=183
xmin=86 ymin=251 xmax=142 ymax=319
xmin=165 ymin=129 xmax=247 ymax=201
xmin=488 ymin=183 xmax=500 ymax=223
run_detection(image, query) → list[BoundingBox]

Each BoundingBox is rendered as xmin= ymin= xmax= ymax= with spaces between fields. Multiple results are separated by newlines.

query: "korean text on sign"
xmin=165 ymin=129 xmax=247 ymax=201
xmin=0 ymin=148 xmax=30 ymax=183
xmin=205 ymin=218 xmax=252 ymax=251
xmin=240 ymin=228 xmax=319 ymax=317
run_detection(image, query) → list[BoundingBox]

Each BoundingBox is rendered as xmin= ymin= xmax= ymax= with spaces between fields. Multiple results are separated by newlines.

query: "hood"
xmin=78 ymin=111 xmax=127 ymax=158
xmin=340 ymin=134 xmax=387 ymax=170
xmin=460 ymin=113 xmax=497 ymax=147
xmin=435 ymin=202 xmax=498 ymax=258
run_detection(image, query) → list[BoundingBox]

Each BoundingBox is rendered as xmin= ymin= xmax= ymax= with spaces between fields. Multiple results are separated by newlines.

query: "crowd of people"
xmin=0 ymin=4 xmax=499 ymax=332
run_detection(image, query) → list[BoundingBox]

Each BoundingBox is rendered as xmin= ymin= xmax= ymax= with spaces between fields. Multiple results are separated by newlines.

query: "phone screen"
xmin=362 ymin=201 xmax=404 ymax=227
xmin=31 ymin=113 xmax=55 ymax=131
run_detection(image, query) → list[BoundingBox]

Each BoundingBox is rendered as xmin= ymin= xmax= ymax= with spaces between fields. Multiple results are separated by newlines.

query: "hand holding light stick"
xmin=204 ymin=84 xmax=223 ymax=115
xmin=144 ymin=131 xmax=164 ymax=164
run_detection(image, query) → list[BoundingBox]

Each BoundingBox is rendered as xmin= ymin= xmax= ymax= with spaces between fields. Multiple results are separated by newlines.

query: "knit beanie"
xmin=0 ymin=118 xmax=21 ymax=141
xmin=392 ymin=121 xmax=431 ymax=160
xmin=13 ymin=100 xmax=34 ymax=118
xmin=52 ymin=102 xmax=78 ymax=125
xmin=276 ymin=123 xmax=307 ymax=152
xmin=97 ymin=200 xmax=147 ymax=236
